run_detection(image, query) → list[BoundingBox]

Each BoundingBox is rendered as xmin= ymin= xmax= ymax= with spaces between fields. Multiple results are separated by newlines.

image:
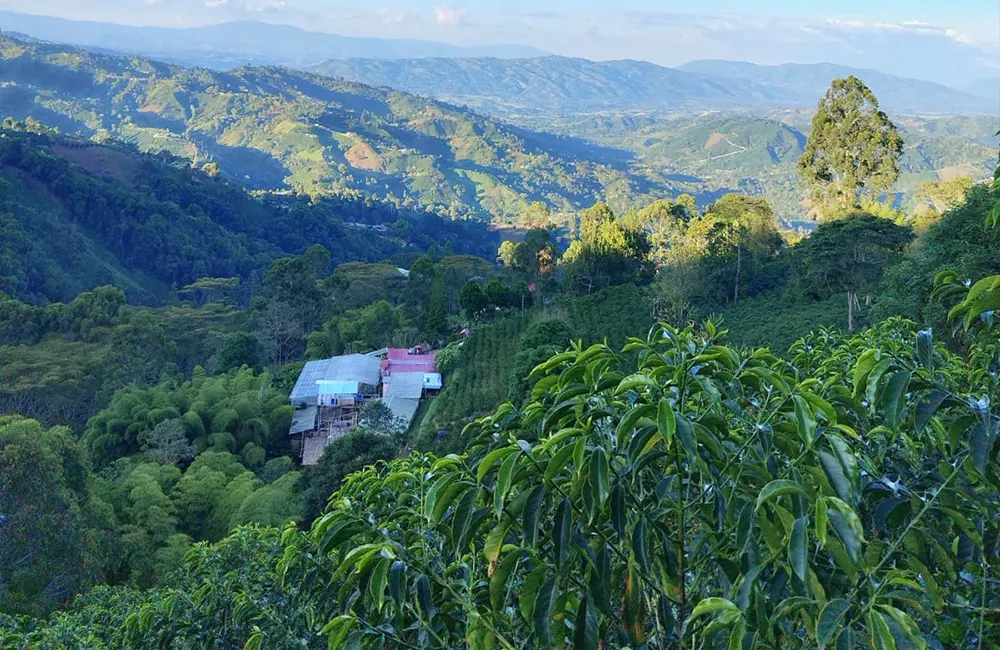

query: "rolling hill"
xmin=0 ymin=34 xmax=687 ymax=221
xmin=0 ymin=11 xmax=547 ymax=69
xmin=0 ymin=128 xmax=497 ymax=305
xmin=525 ymin=113 xmax=997 ymax=221
xmin=307 ymin=56 xmax=994 ymax=117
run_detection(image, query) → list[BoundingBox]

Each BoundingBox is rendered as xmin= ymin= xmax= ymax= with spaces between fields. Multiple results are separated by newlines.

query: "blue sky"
xmin=3 ymin=0 xmax=998 ymax=84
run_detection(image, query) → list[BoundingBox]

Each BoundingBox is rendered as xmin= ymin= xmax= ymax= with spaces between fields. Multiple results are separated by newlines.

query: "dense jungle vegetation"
xmin=1 ymin=60 xmax=1000 ymax=650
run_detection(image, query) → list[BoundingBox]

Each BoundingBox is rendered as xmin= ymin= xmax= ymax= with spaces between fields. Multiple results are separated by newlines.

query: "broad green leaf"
xmin=368 ymin=557 xmax=390 ymax=613
xmin=618 ymin=403 xmax=656 ymax=444
xmin=388 ymin=561 xmax=406 ymax=609
xmin=632 ymin=519 xmax=649 ymax=571
xmin=611 ymin=484 xmax=626 ymax=540
xmin=483 ymin=520 xmax=509 ymax=566
xmin=522 ymin=485 xmax=545 ymax=548
xmin=432 ymin=481 xmax=470 ymax=523
xmin=573 ymin=595 xmax=599 ymax=650
xmin=793 ymin=395 xmax=817 ymax=447
xmin=477 ymin=446 xmax=517 ymax=482
xmin=818 ymin=451 xmax=852 ymax=504
xmin=789 ymin=516 xmax=808 ymax=582
xmin=617 ymin=373 xmax=660 ymax=395
xmin=771 ymin=596 xmax=814 ymax=623
xmin=321 ymin=616 xmax=356 ymax=650
xmin=490 ymin=550 xmax=522 ymax=612
xmin=519 ymin=565 xmax=547 ymax=622
xmin=657 ymin=398 xmax=676 ymax=443
xmin=495 ymin=451 xmax=519 ymax=516
xmin=868 ymin=610 xmax=897 ymax=650
xmin=623 ymin=560 xmax=646 ymax=645
xmin=880 ymin=370 xmax=911 ymax=431
xmin=816 ymin=598 xmax=851 ymax=649
xmin=815 ymin=497 xmax=828 ymax=546
xmin=532 ymin=576 xmax=558 ymax=645
xmin=865 ymin=359 xmax=893 ymax=405
xmin=589 ymin=446 xmax=610 ymax=507
xmin=687 ymin=597 xmax=739 ymax=624
xmin=553 ymin=498 xmax=572 ymax=569
xmin=544 ymin=444 xmax=576 ymax=483
xmin=969 ymin=423 xmax=989 ymax=474
xmin=451 ymin=487 xmax=480 ymax=548
xmin=755 ymin=480 xmax=807 ymax=511
xmin=877 ymin=605 xmax=927 ymax=650
xmin=915 ymin=390 xmax=948 ymax=433
xmin=916 ymin=329 xmax=933 ymax=371
xmin=728 ymin=617 xmax=746 ymax=650
xmin=416 ymin=574 xmax=434 ymax=620
xmin=424 ymin=472 xmax=459 ymax=520
xmin=853 ymin=349 xmax=878 ymax=396
xmin=590 ymin=544 xmax=613 ymax=616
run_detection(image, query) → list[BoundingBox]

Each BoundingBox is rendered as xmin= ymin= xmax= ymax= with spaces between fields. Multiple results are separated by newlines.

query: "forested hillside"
xmin=0 ymin=35 xmax=682 ymax=220
xmin=2 ymin=30 xmax=1000 ymax=650
xmin=0 ymin=128 xmax=496 ymax=304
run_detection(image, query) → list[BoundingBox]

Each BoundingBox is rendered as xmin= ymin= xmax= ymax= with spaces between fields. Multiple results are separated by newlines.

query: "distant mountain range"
xmin=0 ymin=34 xmax=676 ymax=221
xmin=308 ymin=57 xmax=994 ymax=117
xmin=0 ymin=11 xmax=547 ymax=68
xmin=964 ymin=77 xmax=999 ymax=101
xmin=0 ymin=33 xmax=992 ymax=226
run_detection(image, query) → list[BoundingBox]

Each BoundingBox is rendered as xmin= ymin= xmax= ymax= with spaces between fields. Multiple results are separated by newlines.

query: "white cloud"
xmin=244 ymin=0 xmax=286 ymax=11
xmin=378 ymin=7 xmax=411 ymax=25
xmin=204 ymin=0 xmax=228 ymax=6
xmin=435 ymin=4 xmax=465 ymax=27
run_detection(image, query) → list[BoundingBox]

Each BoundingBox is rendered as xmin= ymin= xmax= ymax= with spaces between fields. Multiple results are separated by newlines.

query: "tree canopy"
xmin=798 ymin=76 xmax=903 ymax=216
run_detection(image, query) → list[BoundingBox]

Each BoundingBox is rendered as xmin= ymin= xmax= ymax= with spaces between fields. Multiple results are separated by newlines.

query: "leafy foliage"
xmin=798 ymin=76 xmax=904 ymax=214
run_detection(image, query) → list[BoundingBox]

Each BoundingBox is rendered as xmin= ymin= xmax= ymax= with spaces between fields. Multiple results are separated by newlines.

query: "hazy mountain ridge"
xmin=307 ymin=56 xmax=993 ymax=117
xmin=0 ymin=10 xmax=547 ymax=69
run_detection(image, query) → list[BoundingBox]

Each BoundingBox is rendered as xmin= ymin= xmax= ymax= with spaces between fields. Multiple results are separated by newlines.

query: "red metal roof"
xmin=384 ymin=348 xmax=438 ymax=375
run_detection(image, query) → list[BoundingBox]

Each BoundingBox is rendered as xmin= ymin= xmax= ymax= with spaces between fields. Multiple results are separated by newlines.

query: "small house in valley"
xmin=289 ymin=353 xmax=382 ymax=465
xmin=288 ymin=347 xmax=440 ymax=465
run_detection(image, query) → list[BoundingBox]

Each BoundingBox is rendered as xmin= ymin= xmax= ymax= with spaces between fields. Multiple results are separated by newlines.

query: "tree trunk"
xmin=847 ymin=290 xmax=855 ymax=331
xmin=734 ymin=240 xmax=742 ymax=303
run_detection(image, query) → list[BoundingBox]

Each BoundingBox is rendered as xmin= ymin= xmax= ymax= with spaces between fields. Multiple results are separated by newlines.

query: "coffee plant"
xmin=276 ymin=317 xmax=1000 ymax=649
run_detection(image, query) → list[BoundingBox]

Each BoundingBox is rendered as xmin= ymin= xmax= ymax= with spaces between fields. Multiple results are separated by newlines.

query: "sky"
xmin=3 ymin=0 xmax=999 ymax=83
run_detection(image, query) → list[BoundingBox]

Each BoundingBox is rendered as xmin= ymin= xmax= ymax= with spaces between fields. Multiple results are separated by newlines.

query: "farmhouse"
xmin=288 ymin=347 xmax=441 ymax=465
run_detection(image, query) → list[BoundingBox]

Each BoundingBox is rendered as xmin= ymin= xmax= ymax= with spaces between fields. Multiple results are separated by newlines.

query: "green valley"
xmin=2 ymin=13 xmax=1000 ymax=650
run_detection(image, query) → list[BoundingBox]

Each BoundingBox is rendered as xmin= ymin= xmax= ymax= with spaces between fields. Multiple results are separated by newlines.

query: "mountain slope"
xmin=0 ymin=11 xmax=546 ymax=69
xmin=307 ymin=56 xmax=993 ymax=117
xmin=0 ymin=129 xmax=496 ymax=305
xmin=964 ymin=77 xmax=999 ymax=100
xmin=0 ymin=35 xmax=682 ymax=220
xmin=677 ymin=60 xmax=990 ymax=114
xmin=307 ymin=56 xmax=768 ymax=115
xmin=530 ymin=113 xmax=997 ymax=221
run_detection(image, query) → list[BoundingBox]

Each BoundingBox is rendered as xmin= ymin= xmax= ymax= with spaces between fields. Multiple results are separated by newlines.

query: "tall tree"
xmin=700 ymin=195 xmax=786 ymax=304
xmin=794 ymin=214 xmax=914 ymax=330
xmin=0 ymin=416 xmax=111 ymax=615
xmin=798 ymin=76 xmax=903 ymax=217
xmin=425 ymin=269 xmax=448 ymax=338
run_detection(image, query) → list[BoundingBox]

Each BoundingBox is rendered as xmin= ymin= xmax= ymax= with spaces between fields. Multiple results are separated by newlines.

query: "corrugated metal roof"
xmin=317 ymin=380 xmax=359 ymax=395
xmin=385 ymin=396 xmax=420 ymax=431
xmin=423 ymin=373 xmax=443 ymax=389
xmin=385 ymin=349 xmax=438 ymax=375
xmin=290 ymin=405 xmax=318 ymax=435
xmin=289 ymin=354 xmax=381 ymax=405
xmin=385 ymin=372 xmax=425 ymax=399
